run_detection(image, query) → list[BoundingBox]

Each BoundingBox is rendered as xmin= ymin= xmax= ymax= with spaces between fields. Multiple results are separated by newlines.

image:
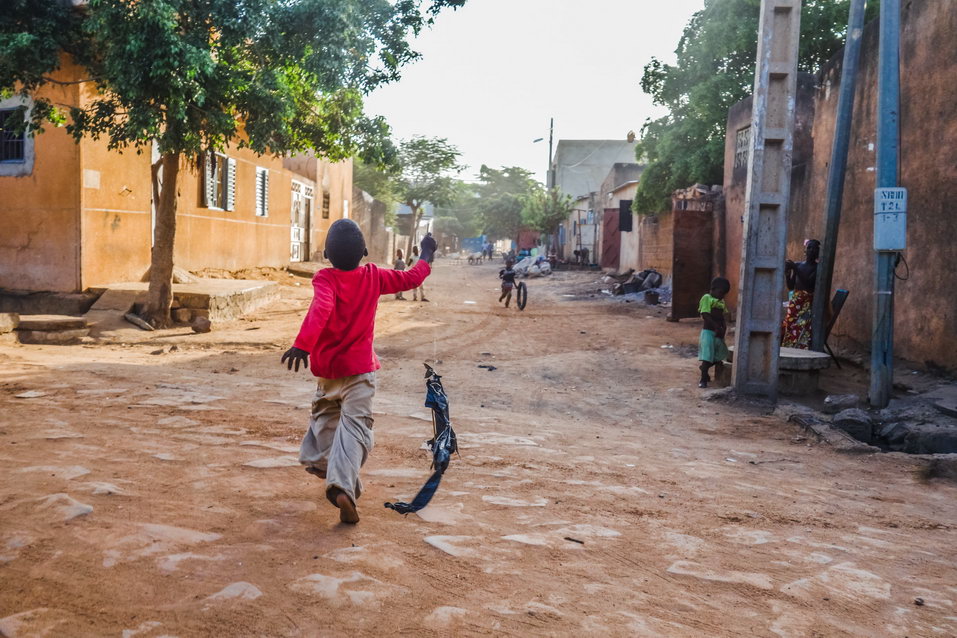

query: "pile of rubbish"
xmin=514 ymin=255 xmax=552 ymax=278
xmin=601 ymin=268 xmax=663 ymax=295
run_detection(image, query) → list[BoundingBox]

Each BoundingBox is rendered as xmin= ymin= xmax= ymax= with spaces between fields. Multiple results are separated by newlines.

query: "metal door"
xmin=290 ymin=181 xmax=311 ymax=262
xmin=600 ymin=208 xmax=621 ymax=270
xmin=669 ymin=209 xmax=714 ymax=321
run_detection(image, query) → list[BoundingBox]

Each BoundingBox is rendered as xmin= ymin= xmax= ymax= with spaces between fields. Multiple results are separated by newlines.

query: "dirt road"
xmin=1 ymin=262 xmax=955 ymax=637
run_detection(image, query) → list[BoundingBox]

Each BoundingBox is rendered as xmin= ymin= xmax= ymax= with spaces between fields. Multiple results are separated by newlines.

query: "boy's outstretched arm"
xmin=281 ymin=275 xmax=335 ymax=373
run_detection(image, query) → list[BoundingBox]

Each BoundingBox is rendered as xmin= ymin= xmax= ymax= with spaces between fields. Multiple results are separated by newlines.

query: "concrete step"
xmin=0 ymin=313 xmax=19 ymax=334
xmin=17 ymin=328 xmax=90 ymax=345
xmin=17 ymin=315 xmax=88 ymax=331
xmin=87 ymin=289 xmax=142 ymax=313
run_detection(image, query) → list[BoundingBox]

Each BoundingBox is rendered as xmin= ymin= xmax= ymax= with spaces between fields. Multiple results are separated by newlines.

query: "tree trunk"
xmin=406 ymin=208 xmax=422 ymax=257
xmin=143 ymin=152 xmax=180 ymax=328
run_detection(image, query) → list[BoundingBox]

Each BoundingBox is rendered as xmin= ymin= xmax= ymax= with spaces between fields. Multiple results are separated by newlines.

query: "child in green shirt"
xmin=698 ymin=277 xmax=731 ymax=388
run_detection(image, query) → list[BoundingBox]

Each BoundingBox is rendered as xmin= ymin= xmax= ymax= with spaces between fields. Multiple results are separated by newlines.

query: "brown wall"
xmin=2 ymin=63 xmax=351 ymax=291
xmin=723 ymin=0 xmax=957 ymax=369
xmin=721 ymin=75 xmax=816 ymax=313
xmin=636 ymin=211 xmax=674 ymax=281
xmin=285 ymin=154 xmax=352 ymax=262
xmin=351 ymin=187 xmax=391 ymax=264
xmin=175 ymin=149 xmax=305 ymax=272
xmin=77 ymin=78 xmax=153 ymax=287
xmin=0 ymin=67 xmax=82 ymax=292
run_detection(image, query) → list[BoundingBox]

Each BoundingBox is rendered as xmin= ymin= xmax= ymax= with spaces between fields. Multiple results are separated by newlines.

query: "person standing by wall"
xmin=781 ymin=239 xmax=820 ymax=349
xmin=408 ymin=246 xmax=429 ymax=302
xmin=393 ymin=249 xmax=407 ymax=300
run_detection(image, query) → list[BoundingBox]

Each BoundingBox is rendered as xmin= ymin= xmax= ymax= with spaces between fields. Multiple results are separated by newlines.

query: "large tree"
xmin=633 ymin=0 xmax=879 ymax=213
xmin=396 ymin=135 xmax=463 ymax=255
xmin=521 ymin=187 xmax=574 ymax=236
xmin=433 ymin=180 xmax=482 ymax=232
xmin=1 ymin=0 xmax=464 ymax=326
xmin=353 ymin=156 xmax=402 ymax=227
xmin=474 ymin=165 xmax=537 ymax=240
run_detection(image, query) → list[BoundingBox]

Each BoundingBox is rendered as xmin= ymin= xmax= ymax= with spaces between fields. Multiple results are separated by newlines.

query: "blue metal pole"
xmin=870 ymin=0 xmax=901 ymax=408
xmin=811 ymin=0 xmax=867 ymax=352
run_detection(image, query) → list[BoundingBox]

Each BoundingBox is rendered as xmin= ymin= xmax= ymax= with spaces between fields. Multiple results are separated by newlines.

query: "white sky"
xmin=364 ymin=0 xmax=706 ymax=185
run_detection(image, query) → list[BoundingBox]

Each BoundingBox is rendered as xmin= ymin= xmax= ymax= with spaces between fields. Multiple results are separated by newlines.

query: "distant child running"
xmin=499 ymin=260 xmax=517 ymax=308
xmin=281 ymin=220 xmax=436 ymax=524
xmin=698 ymin=277 xmax=731 ymax=388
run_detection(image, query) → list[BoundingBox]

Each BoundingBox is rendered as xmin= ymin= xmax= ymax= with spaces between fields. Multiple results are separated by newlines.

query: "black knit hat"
xmin=324 ymin=219 xmax=367 ymax=271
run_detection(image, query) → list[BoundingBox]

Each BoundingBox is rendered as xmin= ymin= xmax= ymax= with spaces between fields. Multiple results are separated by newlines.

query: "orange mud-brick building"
xmin=0 ymin=61 xmax=352 ymax=294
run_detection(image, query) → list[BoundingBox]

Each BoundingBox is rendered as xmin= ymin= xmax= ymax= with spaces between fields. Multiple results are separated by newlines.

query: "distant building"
xmin=595 ymin=163 xmax=643 ymax=271
xmin=549 ymin=137 xmax=639 ymax=264
xmin=550 ymin=139 xmax=638 ymax=201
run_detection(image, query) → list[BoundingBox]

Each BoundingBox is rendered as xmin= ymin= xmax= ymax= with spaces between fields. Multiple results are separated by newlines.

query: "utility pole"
xmin=810 ymin=0 xmax=867 ymax=352
xmin=732 ymin=0 xmax=802 ymax=400
xmin=547 ymin=117 xmax=554 ymax=189
xmin=870 ymin=0 xmax=905 ymax=408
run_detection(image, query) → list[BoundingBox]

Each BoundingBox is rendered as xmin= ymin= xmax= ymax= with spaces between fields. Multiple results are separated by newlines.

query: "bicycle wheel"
xmin=516 ymin=282 xmax=528 ymax=310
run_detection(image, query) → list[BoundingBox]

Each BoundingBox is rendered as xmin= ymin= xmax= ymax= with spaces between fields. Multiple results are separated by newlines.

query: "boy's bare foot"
xmin=305 ymin=466 xmax=326 ymax=479
xmin=330 ymin=488 xmax=359 ymax=524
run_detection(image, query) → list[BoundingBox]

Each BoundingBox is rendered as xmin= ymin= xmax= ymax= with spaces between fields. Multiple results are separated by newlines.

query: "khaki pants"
xmin=299 ymin=372 xmax=376 ymax=505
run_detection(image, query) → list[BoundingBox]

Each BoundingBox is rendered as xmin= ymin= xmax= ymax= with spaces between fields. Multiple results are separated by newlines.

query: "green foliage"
xmin=353 ymin=156 xmax=401 ymax=225
xmin=397 ymin=135 xmax=463 ymax=212
xmin=634 ymin=0 xmax=880 ymax=213
xmin=1 ymin=0 xmax=466 ymax=160
xmin=432 ymin=180 xmax=483 ymax=237
xmin=520 ymin=187 xmax=575 ymax=235
xmin=473 ymin=165 xmax=537 ymax=239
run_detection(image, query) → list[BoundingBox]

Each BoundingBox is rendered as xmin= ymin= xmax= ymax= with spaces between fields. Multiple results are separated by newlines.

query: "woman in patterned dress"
xmin=781 ymin=239 xmax=820 ymax=349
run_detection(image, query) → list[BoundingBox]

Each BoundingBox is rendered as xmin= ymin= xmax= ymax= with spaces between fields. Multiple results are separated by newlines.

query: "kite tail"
xmin=383 ymin=468 xmax=446 ymax=515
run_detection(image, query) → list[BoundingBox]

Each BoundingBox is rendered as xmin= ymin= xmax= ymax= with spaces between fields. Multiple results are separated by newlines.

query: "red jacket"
xmin=293 ymin=259 xmax=431 ymax=379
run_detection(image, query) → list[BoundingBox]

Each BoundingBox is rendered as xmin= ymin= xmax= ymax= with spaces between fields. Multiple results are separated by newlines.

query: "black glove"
xmin=420 ymin=233 xmax=437 ymax=264
xmin=281 ymin=347 xmax=309 ymax=372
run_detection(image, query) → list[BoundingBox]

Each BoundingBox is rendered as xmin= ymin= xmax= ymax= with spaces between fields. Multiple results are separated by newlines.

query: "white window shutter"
xmin=203 ymin=152 xmax=214 ymax=207
xmin=255 ymin=168 xmax=263 ymax=216
xmin=263 ymin=170 xmax=269 ymax=216
xmin=226 ymin=158 xmax=237 ymax=211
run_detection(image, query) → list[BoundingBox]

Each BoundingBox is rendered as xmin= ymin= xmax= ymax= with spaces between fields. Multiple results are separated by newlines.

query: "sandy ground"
xmin=1 ymin=261 xmax=955 ymax=637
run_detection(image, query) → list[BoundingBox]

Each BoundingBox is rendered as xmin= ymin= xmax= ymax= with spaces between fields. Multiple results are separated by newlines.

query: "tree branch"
xmin=41 ymin=76 xmax=96 ymax=86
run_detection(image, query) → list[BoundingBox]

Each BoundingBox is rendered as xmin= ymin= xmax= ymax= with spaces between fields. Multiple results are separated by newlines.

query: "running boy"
xmin=499 ymin=260 xmax=517 ymax=308
xmin=698 ymin=277 xmax=731 ymax=388
xmin=282 ymin=220 xmax=436 ymax=523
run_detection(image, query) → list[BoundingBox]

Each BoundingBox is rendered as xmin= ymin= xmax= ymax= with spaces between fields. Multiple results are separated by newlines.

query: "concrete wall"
xmin=722 ymin=0 xmax=957 ymax=369
xmin=596 ymin=164 xmax=642 ymax=271
xmin=561 ymin=195 xmax=598 ymax=262
xmin=351 ymin=187 xmax=391 ymax=264
xmin=0 ymin=64 xmax=82 ymax=292
xmin=613 ymin=183 xmax=640 ymax=272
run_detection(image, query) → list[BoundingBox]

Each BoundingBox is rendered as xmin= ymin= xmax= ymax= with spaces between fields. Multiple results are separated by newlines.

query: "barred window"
xmin=0 ymin=109 xmax=26 ymax=163
xmin=321 ymin=191 xmax=330 ymax=219
xmin=734 ymin=126 xmax=751 ymax=170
